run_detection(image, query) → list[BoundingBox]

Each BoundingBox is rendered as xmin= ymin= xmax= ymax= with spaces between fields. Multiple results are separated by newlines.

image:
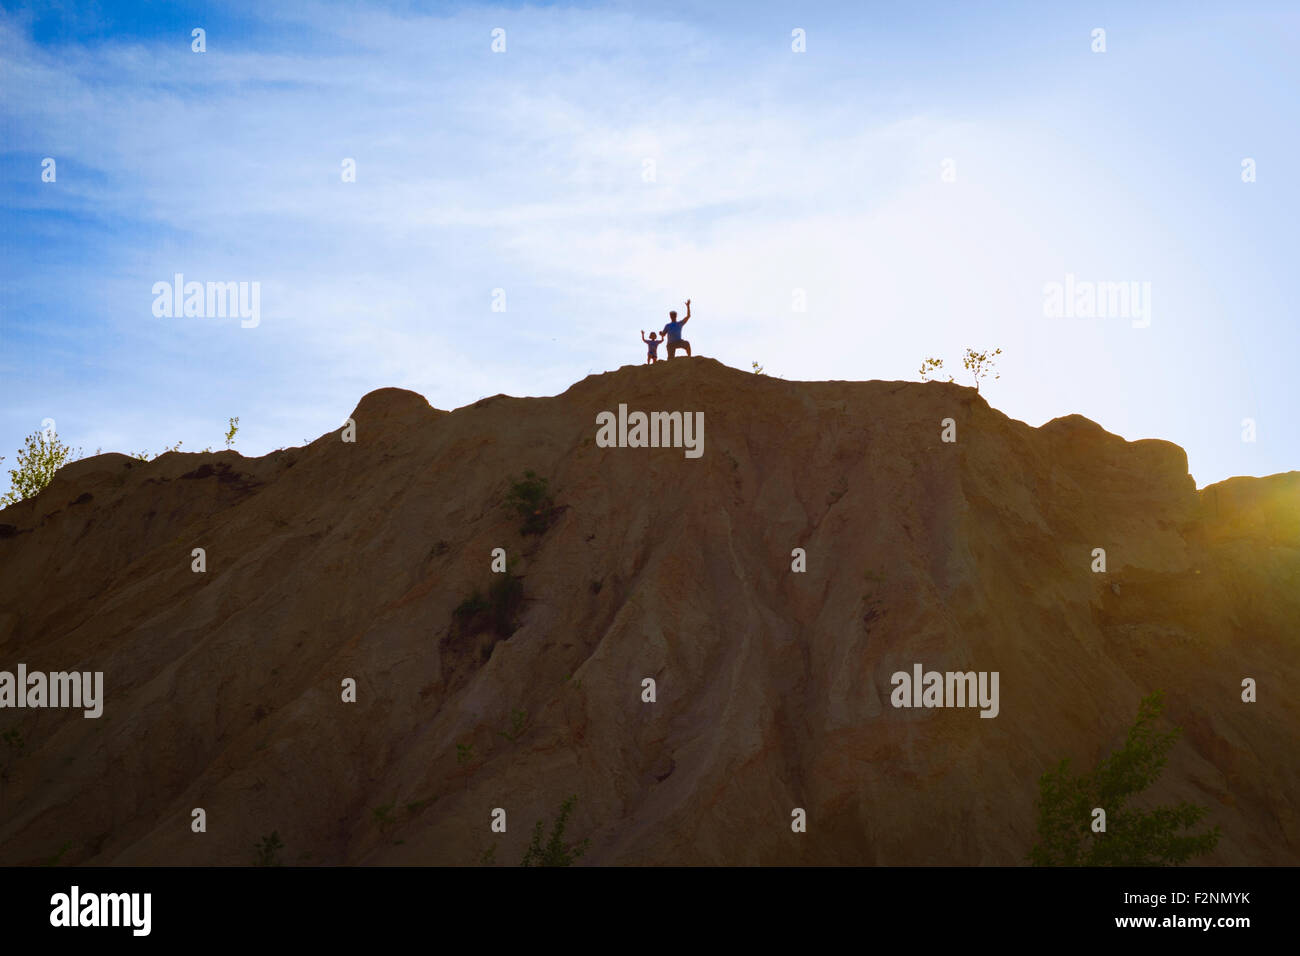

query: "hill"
xmin=1 ymin=358 xmax=1297 ymax=864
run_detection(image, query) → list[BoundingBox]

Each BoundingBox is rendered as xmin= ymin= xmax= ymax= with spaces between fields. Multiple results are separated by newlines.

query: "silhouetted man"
xmin=662 ymin=299 xmax=691 ymax=358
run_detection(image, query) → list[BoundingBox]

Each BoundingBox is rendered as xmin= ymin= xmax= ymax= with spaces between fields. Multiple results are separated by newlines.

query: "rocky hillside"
xmin=1 ymin=358 xmax=1296 ymax=865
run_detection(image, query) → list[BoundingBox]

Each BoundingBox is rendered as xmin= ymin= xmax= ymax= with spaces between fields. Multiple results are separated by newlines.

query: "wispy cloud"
xmin=2 ymin=1 xmax=1297 ymax=487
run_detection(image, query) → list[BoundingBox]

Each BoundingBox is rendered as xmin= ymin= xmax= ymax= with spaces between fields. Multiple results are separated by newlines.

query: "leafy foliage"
xmin=919 ymin=349 xmax=1003 ymax=390
xmin=2 ymin=428 xmax=81 ymax=507
xmin=4 ymin=415 xmax=243 ymax=505
xmin=520 ymin=795 xmax=590 ymax=867
xmin=453 ymin=591 xmax=489 ymax=619
xmin=506 ymin=471 xmax=556 ymax=535
xmin=498 ymin=708 xmax=528 ymax=742
xmin=132 ymin=440 xmax=183 ymax=461
xmin=453 ymin=570 xmax=524 ymax=638
xmin=918 ymin=356 xmax=953 ymax=383
xmin=1030 ymin=692 xmax=1221 ymax=866
xmin=961 ymin=347 xmax=1002 ymax=392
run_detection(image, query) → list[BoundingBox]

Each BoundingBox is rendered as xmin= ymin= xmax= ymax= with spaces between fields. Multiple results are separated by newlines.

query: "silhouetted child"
xmin=641 ymin=330 xmax=661 ymax=364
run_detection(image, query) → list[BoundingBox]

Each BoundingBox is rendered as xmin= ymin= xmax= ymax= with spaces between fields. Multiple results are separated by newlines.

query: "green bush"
xmin=961 ymin=347 xmax=1002 ymax=392
xmin=918 ymin=348 xmax=1002 ymax=391
xmin=2 ymin=428 xmax=81 ymax=507
xmin=917 ymin=356 xmax=952 ymax=383
xmin=520 ymin=795 xmax=590 ymax=867
xmin=498 ymin=708 xmax=527 ymax=742
xmin=506 ymin=471 xmax=556 ymax=535
xmin=453 ymin=570 xmax=524 ymax=638
xmin=1030 ymin=691 xmax=1220 ymax=866
xmin=453 ymin=591 xmax=489 ymax=620
xmin=131 ymin=440 xmax=183 ymax=462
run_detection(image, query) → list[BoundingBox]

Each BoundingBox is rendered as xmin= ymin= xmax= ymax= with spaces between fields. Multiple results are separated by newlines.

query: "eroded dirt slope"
xmin=1 ymin=358 xmax=1296 ymax=865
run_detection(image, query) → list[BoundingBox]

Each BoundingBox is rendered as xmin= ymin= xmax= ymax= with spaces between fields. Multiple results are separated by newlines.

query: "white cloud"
xmin=2 ymin=4 xmax=1295 ymax=487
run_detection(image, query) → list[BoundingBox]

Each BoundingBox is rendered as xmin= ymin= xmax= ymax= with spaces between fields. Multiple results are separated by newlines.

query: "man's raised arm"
xmin=682 ymin=298 xmax=691 ymax=323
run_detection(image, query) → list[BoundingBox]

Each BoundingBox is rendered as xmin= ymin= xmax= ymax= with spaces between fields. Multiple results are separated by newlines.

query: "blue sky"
xmin=2 ymin=0 xmax=1296 ymax=488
